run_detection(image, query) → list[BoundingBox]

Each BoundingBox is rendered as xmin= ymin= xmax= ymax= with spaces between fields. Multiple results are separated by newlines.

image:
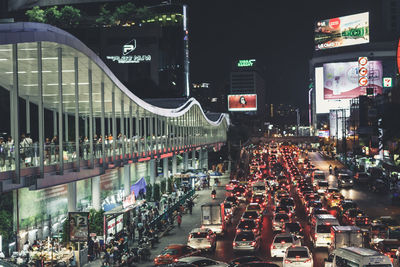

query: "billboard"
xmin=315 ymin=67 xmax=351 ymax=114
xmin=315 ymin=12 xmax=369 ymax=50
xmin=323 ymin=61 xmax=382 ymax=100
xmin=69 ymin=212 xmax=89 ymax=242
xmin=228 ymin=94 xmax=257 ymax=111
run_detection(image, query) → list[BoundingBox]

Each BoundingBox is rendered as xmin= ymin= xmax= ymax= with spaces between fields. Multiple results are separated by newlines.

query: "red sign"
xmin=359 ymin=77 xmax=368 ymax=86
xmin=359 ymin=67 xmax=368 ymax=76
xmin=228 ymin=94 xmax=257 ymax=111
xmin=397 ymin=39 xmax=400 ymax=74
xmin=329 ymin=18 xmax=341 ymax=29
xmin=358 ymin=57 xmax=368 ymax=66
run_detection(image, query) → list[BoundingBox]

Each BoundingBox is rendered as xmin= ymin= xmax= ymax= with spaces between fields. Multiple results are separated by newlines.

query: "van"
xmin=313 ymin=170 xmax=326 ymax=186
xmin=325 ymin=247 xmax=392 ymax=267
xmin=311 ymin=214 xmax=340 ymax=248
xmin=252 ymin=180 xmax=266 ymax=196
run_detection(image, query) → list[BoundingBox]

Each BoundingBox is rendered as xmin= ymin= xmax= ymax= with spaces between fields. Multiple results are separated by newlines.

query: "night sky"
xmin=188 ymin=0 xmax=377 ymax=108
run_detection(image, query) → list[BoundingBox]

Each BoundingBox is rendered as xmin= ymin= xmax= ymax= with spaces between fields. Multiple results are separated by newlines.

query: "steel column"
xmin=57 ymin=47 xmax=64 ymax=175
xmin=37 ymin=42 xmax=44 ymax=177
xmin=12 ymin=44 xmax=20 ymax=183
xmin=74 ymin=57 xmax=80 ymax=172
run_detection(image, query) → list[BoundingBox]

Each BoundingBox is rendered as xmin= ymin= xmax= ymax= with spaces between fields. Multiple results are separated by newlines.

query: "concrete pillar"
xmin=163 ymin=157 xmax=168 ymax=177
xmin=172 ymin=155 xmax=177 ymax=175
xmin=183 ymin=152 xmax=189 ymax=171
xmin=192 ymin=150 xmax=196 ymax=169
xmin=203 ymin=149 xmax=209 ymax=170
xmin=199 ymin=150 xmax=203 ymax=169
xmin=123 ymin=165 xmax=131 ymax=197
xmin=150 ymin=159 xmax=156 ymax=186
xmin=92 ymin=176 xmax=101 ymax=211
xmin=132 ymin=163 xmax=137 ymax=182
xmin=67 ymin=182 xmax=77 ymax=212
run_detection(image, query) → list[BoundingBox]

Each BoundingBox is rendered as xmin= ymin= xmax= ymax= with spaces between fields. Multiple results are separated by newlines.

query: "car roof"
xmin=179 ymin=256 xmax=217 ymax=263
xmin=286 ymin=246 xmax=308 ymax=252
xmin=190 ymin=228 xmax=209 ymax=233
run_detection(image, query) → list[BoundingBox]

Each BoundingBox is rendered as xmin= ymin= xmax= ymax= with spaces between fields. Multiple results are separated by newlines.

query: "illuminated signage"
xmin=315 ymin=12 xmax=369 ymax=50
xmin=323 ymin=61 xmax=382 ymax=100
xmin=107 ymin=38 xmax=151 ymax=64
xmin=383 ymin=77 xmax=392 ymax=87
xmin=228 ymin=94 xmax=257 ymax=111
xmin=237 ymin=59 xmax=256 ymax=67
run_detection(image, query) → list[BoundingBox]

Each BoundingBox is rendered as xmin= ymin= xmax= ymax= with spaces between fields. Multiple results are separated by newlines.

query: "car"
xmin=279 ymin=197 xmax=295 ymax=212
xmin=282 ymin=246 xmax=313 ymax=267
xmin=341 ymin=208 xmax=366 ymax=225
xmin=251 ymin=195 xmax=266 ymax=206
xmin=236 ymin=262 xmax=280 ymax=267
xmin=325 ymin=188 xmax=340 ymax=199
xmin=154 ymin=245 xmax=199 ymax=265
xmin=270 ymin=233 xmax=301 ymax=258
xmin=178 ymin=257 xmax=229 ymax=267
xmin=283 ymin=222 xmax=304 ymax=242
xmin=338 ymin=173 xmax=354 ymax=188
xmin=233 ymin=186 xmax=247 ymax=202
xmin=316 ymin=180 xmax=329 ymax=194
xmin=354 ymin=172 xmax=370 ymax=184
xmin=187 ymin=228 xmax=217 ymax=251
xmin=338 ymin=199 xmax=358 ymax=215
xmin=233 ymin=231 xmax=261 ymax=252
xmin=224 ymin=202 xmax=236 ymax=217
xmin=272 ymin=213 xmax=291 ymax=232
xmin=275 ymin=205 xmax=292 ymax=217
xmin=313 ymin=170 xmax=326 ymax=186
xmin=226 ymin=180 xmax=240 ymax=191
xmin=306 ymin=200 xmax=322 ymax=215
xmin=373 ymin=239 xmax=400 ymax=262
xmin=309 ymin=208 xmax=330 ymax=225
xmin=242 ymin=210 xmax=262 ymax=224
xmin=237 ymin=219 xmax=260 ymax=235
xmin=327 ymin=192 xmax=344 ymax=208
xmin=225 ymin=195 xmax=239 ymax=206
xmin=247 ymin=202 xmax=263 ymax=212
xmin=229 ymin=256 xmax=264 ymax=267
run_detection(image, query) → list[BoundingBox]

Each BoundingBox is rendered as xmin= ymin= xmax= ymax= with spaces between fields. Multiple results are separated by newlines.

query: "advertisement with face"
xmin=228 ymin=94 xmax=257 ymax=111
xmin=323 ymin=61 xmax=382 ymax=100
xmin=69 ymin=212 xmax=89 ymax=242
xmin=315 ymin=12 xmax=369 ymax=50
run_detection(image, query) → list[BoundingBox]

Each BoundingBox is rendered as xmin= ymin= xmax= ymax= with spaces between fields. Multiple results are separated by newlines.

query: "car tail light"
xmin=281 ymin=241 xmax=286 ymax=244
xmin=304 ymin=258 xmax=312 ymax=263
xmin=251 ymin=241 xmax=256 ymax=246
xmin=252 ymin=229 xmax=257 ymax=233
xmin=271 ymin=245 xmax=276 ymax=249
xmin=233 ymin=242 xmax=237 ymax=247
xmin=174 ymin=259 xmax=178 ymax=262
xmin=206 ymin=235 xmax=210 ymax=240
xmin=236 ymin=229 xmax=241 ymax=233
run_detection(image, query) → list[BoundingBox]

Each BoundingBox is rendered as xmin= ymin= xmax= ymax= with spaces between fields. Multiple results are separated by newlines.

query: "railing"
xmin=149 ymin=189 xmax=195 ymax=229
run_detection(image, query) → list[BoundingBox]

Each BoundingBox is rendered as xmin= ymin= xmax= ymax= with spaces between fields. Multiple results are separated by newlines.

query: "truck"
xmin=329 ymin=226 xmax=366 ymax=252
xmin=201 ymin=203 xmax=226 ymax=235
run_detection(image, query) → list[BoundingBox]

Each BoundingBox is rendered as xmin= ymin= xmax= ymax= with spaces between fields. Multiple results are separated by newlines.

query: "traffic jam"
xmin=154 ymin=142 xmax=400 ymax=267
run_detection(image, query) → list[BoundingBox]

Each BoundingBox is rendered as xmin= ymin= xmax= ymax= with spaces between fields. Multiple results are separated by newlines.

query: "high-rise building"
xmin=229 ymin=59 xmax=266 ymax=117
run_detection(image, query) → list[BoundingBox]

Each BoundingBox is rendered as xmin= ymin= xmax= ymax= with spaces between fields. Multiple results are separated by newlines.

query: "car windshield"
xmin=225 ymin=203 xmax=232 ymax=209
xmin=161 ymin=248 xmax=179 ymax=255
xmin=238 ymin=220 xmax=256 ymax=229
xmin=314 ymin=209 xmax=329 ymax=215
xmin=236 ymin=232 xmax=255 ymax=240
xmin=226 ymin=197 xmax=236 ymax=202
xmin=234 ymin=187 xmax=245 ymax=193
xmin=317 ymin=225 xmax=332 ymax=233
xmin=275 ymin=214 xmax=289 ymax=221
xmin=318 ymin=181 xmax=329 ymax=187
xmin=190 ymin=232 xmax=208 ymax=238
xmin=248 ymin=205 xmax=260 ymax=210
xmin=315 ymin=175 xmax=325 ymax=180
xmin=285 ymin=223 xmax=301 ymax=232
xmin=287 ymin=250 xmax=309 ymax=258
xmin=274 ymin=236 xmax=292 ymax=243
xmin=254 ymin=186 xmax=265 ymax=190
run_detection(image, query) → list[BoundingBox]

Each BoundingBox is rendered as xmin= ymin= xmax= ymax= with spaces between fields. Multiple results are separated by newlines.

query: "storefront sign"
xmin=237 ymin=59 xmax=256 ymax=67
xmin=106 ymin=55 xmax=151 ymax=64
xmin=122 ymin=191 xmax=136 ymax=209
xmin=69 ymin=212 xmax=89 ymax=242
xmin=383 ymin=77 xmax=392 ymax=87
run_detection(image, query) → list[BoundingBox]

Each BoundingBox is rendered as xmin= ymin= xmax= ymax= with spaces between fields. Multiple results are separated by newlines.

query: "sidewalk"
xmin=84 ymin=172 xmax=230 ymax=267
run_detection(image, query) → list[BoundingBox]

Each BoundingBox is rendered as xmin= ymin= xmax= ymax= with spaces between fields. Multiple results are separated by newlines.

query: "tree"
xmin=135 ymin=7 xmax=153 ymax=20
xmin=44 ymin=6 xmax=61 ymax=26
xmin=26 ymin=6 xmax=46 ymax=23
xmin=59 ymin=6 xmax=81 ymax=28
xmin=160 ymin=180 xmax=166 ymax=194
xmin=96 ymin=4 xmax=113 ymax=26
xmin=89 ymin=209 xmax=104 ymax=236
xmin=167 ymin=177 xmax=173 ymax=193
xmin=112 ymin=2 xmax=136 ymax=25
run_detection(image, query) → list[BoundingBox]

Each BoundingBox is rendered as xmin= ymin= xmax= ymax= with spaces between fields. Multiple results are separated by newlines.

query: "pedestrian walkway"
xmin=84 ymin=172 xmax=230 ymax=267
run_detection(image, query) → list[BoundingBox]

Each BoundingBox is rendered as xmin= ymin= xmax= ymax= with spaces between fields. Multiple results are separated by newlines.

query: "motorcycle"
xmin=211 ymin=190 xmax=216 ymax=199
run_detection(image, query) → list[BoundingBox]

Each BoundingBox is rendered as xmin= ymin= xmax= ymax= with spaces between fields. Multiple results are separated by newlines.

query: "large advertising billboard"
xmin=315 ymin=12 xmax=369 ymax=51
xmin=69 ymin=212 xmax=89 ymax=242
xmin=316 ymin=67 xmax=351 ymax=114
xmin=323 ymin=61 xmax=383 ymax=100
xmin=228 ymin=94 xmax=257 ymax=111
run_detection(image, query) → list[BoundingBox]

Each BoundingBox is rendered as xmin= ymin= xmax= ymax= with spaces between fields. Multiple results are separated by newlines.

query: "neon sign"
xmin=237 ymin=59 xmax=256 ymax=67
xmin=107 ymin=55 xmax=151 ymax=64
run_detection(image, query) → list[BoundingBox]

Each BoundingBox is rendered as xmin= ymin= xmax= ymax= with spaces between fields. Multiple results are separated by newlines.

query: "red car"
xmin=341 ymin=208 xmax=366 ymax=226
xmin=154 ymin=244 xmax=199 ymax=265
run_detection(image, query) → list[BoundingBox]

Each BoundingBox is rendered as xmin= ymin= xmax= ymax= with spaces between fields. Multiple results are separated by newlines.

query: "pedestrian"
xmin=187 ymin=199 xmax=193 ymax=215
xmin=137 ymin=220 xmax=144 ymax=241
xmin=93 ymin=236 xmax=100 ymax=259
xmin=177 ymin=212 xmax=182 ymax=227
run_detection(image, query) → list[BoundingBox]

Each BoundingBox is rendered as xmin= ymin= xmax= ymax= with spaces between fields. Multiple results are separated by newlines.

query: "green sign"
xmin=383 ymin=77 xmax=392 ymax=87
xmin=237 ymin=59 xmax=256 ymax=67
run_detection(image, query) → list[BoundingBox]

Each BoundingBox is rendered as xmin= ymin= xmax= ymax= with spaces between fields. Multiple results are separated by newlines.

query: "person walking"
xmin=187 ymin=199 xmax=193 ymax=215
xmin=177 ymin=212 xmax=182 ymax=227
xmin=93 ymin=236 xmax=100 ymax=259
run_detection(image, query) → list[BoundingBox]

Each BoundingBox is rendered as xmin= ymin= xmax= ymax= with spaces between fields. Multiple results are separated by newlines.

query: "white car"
xmin=271 ymin=233 xmax=301 ymax=258
xmin=187 ymin=228 xmax=217 ymax=251
xmin=178 ymin=256 xmax=228 ymax=267
xmin=283 ymin=246 xmax=313 ymax=267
